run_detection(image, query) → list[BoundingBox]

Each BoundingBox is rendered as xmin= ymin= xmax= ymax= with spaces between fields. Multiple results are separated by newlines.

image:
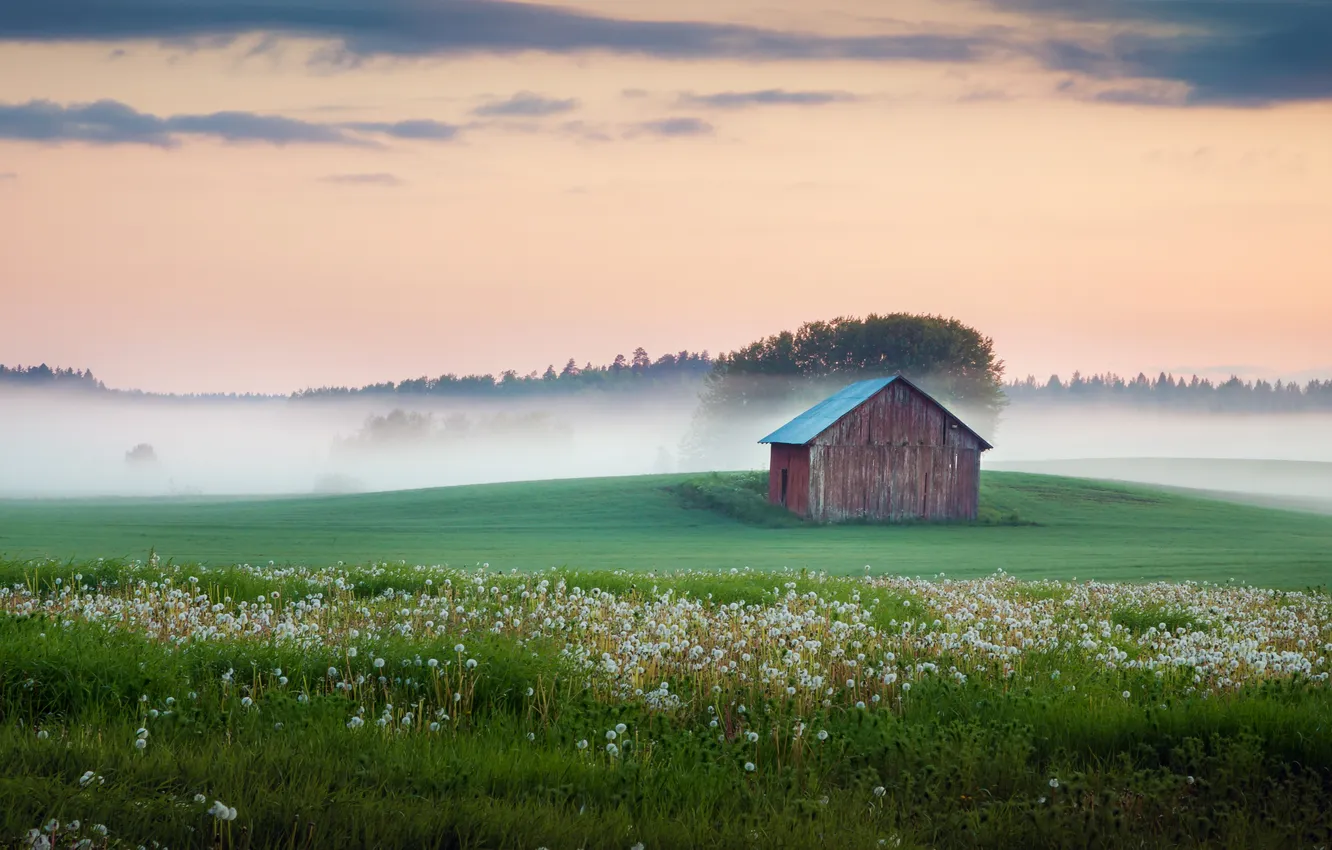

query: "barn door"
xmin=780 ymin=469 xmax=789 ymax=506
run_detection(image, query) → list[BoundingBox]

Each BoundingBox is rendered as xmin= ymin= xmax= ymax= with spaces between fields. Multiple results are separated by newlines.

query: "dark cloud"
xmin=343 ymin=119 xmax=460 ymax=140
xmin=472 ymin=92 xmax=578 ymax=117
xmin=0 ymin=0 xmax=991 ymax=63
xmin=320 ymin=172 xmax=403 ymax=186
xmin=679 ymin=89 xmax=859 ymax=109
xmin=997 ymin=0 xmax=1332 ymax=106
xmin=625 ymin=117 xmax=714 ymax=138
xmin=0 ymin=99 xmax=460 ymax=146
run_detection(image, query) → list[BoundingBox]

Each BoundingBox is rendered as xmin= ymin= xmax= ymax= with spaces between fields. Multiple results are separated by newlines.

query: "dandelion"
xmin=454 ymin=644 xmax=465 ymax=653
xmin=615 ymin=723 xmax=627 ymax=735
xmin=873 ymin=786 xmax=886 ymax=797
xmin=526 ymin=687 xmax=535 ymax=697
xmin=817 ymin=730 xmax=829 ymax=741
xmin=466 ymin=659 xmax=477 ymax=670
xmin=744 ymin=762 xmax=756 ymax=772
xmin=429 ymin=722 xmax=441 ymax=732
xmin=374 ymin=658 xmax=385 ymax=669
xmin=207 ymin=800 xmax=238 ymax=821
xmin=36 ymin=730 xmax=49 ymax=740
xmin=527 ymin=732 xmax=536 ymax=741
xmin=1122 ymin=690 xmax=1131 ymax=699
xmin=606 ymin=742 xmax=620 ymax=756
xmin=428 ymin=658 xmax=439 ymax=668
xmin=577 ymin=739 xmax=589 ymax=750
xmin=746 ymin=731 xmax=759 ymax=743
xmin=134 ymin=738 xmax=147 ymax=751
xmin=607 ymin=729 xmax=618 ymax=740
xmin=1049 ymin=778 xmax=1059 ymax=789
xmin=194 ymin=794 xmax=206 ymax=804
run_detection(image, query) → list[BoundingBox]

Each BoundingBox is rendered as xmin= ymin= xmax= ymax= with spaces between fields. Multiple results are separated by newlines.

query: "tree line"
xmin=292 ymin=349 xmax=713 ymax=399
xmin=1006 ymin=372 xmax=1332 ymax=412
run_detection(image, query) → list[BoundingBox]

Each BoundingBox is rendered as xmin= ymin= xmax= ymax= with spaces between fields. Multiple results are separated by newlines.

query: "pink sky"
xmin=1 ymin=0 xmax=1329 ymax=394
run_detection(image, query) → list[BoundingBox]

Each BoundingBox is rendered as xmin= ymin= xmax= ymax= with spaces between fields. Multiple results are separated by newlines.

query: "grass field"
xmin=3 ymin=472 xmax=1332 ymax=587
xmin=3 ymin=560 xmax=1330 ymax=849
xmin=4 ymin=472 xmax=1332 ymax=848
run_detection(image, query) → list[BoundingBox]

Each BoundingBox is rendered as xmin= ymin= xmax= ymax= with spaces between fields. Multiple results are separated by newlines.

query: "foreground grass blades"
xmin=2 ymin=561 xmax=1331 ymax=848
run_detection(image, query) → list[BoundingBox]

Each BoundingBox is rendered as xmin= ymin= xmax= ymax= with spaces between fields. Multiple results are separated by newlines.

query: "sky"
xmin=1 ymin=0 xmax=1329 ymax=394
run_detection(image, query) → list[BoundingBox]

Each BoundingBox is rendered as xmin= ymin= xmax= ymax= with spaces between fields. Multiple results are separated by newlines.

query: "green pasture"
xmin=2 ymin=472 xmax=1331 ymax=586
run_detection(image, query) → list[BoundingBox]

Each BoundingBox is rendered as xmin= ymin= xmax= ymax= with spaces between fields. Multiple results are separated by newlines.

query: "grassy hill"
xmin=2 ymin=471 xmax=1331 ymax=587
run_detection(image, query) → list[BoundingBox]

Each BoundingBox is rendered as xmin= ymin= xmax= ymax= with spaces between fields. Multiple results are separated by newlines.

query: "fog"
xmin=2 ymin=391 xmax=1331 ymax=507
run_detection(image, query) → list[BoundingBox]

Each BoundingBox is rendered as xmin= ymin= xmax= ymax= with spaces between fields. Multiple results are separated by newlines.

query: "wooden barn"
xmin=759 ymin=376 xmax=993 ymax=523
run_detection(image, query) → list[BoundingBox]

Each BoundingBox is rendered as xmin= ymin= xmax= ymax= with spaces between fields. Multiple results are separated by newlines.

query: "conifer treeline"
xmin=6 ymin=359 xmax=1332 ymax=412
xmin=291 ymin=348 xmax=713 ymax=399
xmin=1006 ymin=372 xmax=1332 ymax=411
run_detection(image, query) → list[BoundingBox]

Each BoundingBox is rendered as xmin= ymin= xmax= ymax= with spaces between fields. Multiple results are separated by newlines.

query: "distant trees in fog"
xmin=0 ymin=364 xmax=103 ymax=390
xmin=293 ymin=349 xmax=713 ymax=399
xmin=1006 ymin=372 xmax=1332 ymax=412
xmin=333 ymin=409 xmax=573 ymax=454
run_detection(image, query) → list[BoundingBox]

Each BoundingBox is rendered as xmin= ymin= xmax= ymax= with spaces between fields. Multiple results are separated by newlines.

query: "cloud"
xmin=624 ymin=117 xmax=714 ymax=138
xmin=343 ymin=119 xmax=461 ymax=140
xmin=320 ymin=172 xmax=403 ymax=186
xmin=678 ymin=89 xmax=859 ymax=109
xmin=0 ymin=99 xmax=461 ymax=146
xmin=0 ymin=0 xmax=992 ymax=64
xmin=996 ymin=0 xmax=1332 ymax=106
xmin=472 ymin=92 xmax=578 ymax=117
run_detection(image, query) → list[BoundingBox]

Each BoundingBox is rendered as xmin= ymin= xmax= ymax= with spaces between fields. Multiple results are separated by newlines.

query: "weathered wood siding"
xmin=767 ymin=443 xmax=811 ymax=517
xmin=806 ymin=381 xmax=983 ymax=522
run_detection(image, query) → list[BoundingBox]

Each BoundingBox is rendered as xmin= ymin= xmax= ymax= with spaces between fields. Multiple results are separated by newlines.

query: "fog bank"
xmin=3 ymin=390 xmax=1331 ymax=502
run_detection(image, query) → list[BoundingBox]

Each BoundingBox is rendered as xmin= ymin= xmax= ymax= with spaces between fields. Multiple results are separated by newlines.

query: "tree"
xmin=683 ymin=313 xmax=1006 ymax=468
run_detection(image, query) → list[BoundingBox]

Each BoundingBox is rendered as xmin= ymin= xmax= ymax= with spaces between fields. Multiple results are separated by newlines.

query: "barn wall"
xmin=767 ymin=444 xmax=811 ymax=517
xmin=807 ymin=382 xmax=983 ymax=522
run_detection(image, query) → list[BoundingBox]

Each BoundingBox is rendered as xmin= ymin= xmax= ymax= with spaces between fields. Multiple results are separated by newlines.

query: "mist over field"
xmin=3 ymin=387 xmax=1332 ymax=503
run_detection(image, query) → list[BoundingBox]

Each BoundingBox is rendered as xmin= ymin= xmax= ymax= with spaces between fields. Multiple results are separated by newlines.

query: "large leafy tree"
xmin=683 ymin=313 xmax=1006 ymax=468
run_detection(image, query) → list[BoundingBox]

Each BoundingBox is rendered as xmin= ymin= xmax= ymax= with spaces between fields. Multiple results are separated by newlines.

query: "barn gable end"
xmin=759 ymin=376 xmax=991 ymax=523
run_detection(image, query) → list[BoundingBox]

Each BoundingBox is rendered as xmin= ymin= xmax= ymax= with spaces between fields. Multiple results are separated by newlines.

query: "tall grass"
xmin=2 ymin=561 xmax=1330 ymax=849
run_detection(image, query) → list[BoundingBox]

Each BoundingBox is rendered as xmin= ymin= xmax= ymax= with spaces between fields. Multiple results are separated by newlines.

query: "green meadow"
xmin=3 ymin=472 xmax=1332 ymax=586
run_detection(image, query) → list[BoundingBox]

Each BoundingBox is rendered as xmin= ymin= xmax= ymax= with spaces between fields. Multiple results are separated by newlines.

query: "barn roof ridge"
xmin=757 ymin=374 xmax=993 ymax=450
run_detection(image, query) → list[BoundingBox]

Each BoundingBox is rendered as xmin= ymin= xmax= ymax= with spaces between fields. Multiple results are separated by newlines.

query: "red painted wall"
xmin=767 ymin=443 xmax=811 ymax=517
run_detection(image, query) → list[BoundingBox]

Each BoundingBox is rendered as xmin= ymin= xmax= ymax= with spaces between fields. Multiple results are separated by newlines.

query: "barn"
xmin=759 ymin=376 xmax=993 ymax=523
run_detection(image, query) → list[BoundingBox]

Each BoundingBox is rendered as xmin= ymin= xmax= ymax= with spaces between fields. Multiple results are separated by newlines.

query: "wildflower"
xmin=194 ymin=794 xmax=207 ymax=803
xmin=873 ymin=786 xmax=886 ymax=797
xmin=454 ymin=644 xmax=465 ymax=653
xmin=817 ymin=730 xmax=828 ymax=741
xmin=1049 ymin=778 xmax=1059 ymax=789
xmin=577 ymin=739 xmax=589 ymax=750
xmin=429 ymin=722 xmax=441 ymax=732
xmin=615 ymin=723 xmax=627 ymax=735
xmin=78 ymin=771 xmax=97 ymax=787
xmin=606 ymin=742 xmax=620 ymax=756
xmin=428 ymin=658 xmax=439 ymax=668
xmin=746 ymin=731 xmax=759 ymax=743
xmin=466 ymin=659 xmax=477 ymax=670
xmin=240 ymin=697 xmax=253 ymax=709
xmin=134 ymin=738 xmax=147 ymax=750
xmin=347 ymin=716 xmax=365 ymax=729
xmin=1122 ymin=690 xmax=1131 ymax=699
xmin=36 ymin=730 xmax=49 ymax=740
xmin=207 ymin=800 xmax=238 ymax=821
xmin=744 ymin=762 xmax=756 ymax=772
xmin=606 ymin=729 xmax=618 ymax=740
xmin=374 ymin=658 xmax=385 ymax=669
xmin=526 ymin=687 xmax=535 ymax=697
xmin=347 ymin=647 xmax=358 ymax=658
xmin=527 ymin=732 xmax=536 ymax=741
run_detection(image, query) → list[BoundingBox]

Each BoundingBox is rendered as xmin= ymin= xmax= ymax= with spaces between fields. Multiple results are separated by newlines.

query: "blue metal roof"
xmin=758 ymin=377 xmax=897 ymax=445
